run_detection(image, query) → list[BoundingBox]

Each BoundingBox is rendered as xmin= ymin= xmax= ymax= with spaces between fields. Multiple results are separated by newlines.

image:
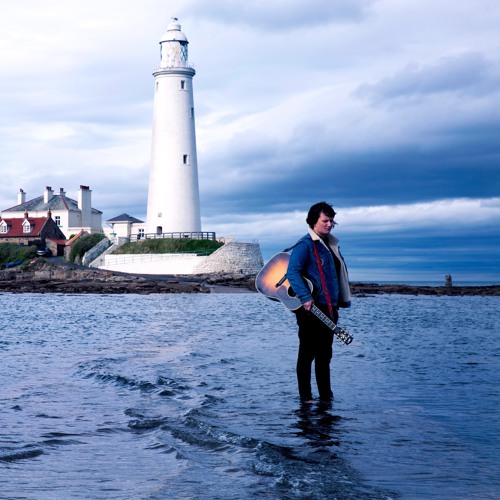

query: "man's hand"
xmin=302 ymin=300 xmax=314 ymax=311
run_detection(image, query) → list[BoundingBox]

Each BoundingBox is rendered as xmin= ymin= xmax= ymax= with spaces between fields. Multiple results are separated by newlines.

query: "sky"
xmin=1 ymin=0 xmax=499 ymax=282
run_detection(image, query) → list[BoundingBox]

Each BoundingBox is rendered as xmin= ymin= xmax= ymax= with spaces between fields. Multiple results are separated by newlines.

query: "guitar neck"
xmin=310 ymin=305 xmax=337 ymax=330
xmin=310 ymin=305 xmax=353 ymax=345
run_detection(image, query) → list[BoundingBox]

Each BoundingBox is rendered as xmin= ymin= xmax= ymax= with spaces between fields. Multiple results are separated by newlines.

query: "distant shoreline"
xmin=349 ymin=282 xmax=500 ymax=297
xmin=1 ymin=261 xmax=499 ymax=296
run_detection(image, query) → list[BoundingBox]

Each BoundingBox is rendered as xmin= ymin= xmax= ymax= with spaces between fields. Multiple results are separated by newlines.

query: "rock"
xmin=0 ymin=261 xmax=498 ymax=295
xmin=349 ymin=282 xmax=500 ymax=297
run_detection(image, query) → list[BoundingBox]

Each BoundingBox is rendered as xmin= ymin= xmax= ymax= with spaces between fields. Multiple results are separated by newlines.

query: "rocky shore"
xmin=0 ymin=260 xmax=498 ymax=296
xmin=0 ymin=261 xmax=255 ymax=294
xmin=349 ymin=282 xmax=500 ymax=297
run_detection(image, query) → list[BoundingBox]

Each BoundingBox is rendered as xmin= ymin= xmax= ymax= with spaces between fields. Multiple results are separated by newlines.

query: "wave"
xmin=0 ymin=446 xmax=44 ymax=462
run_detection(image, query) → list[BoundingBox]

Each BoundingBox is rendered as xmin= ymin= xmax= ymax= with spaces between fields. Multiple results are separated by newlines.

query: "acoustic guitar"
xmin=255 ymin=252 xmax=353 ymax=345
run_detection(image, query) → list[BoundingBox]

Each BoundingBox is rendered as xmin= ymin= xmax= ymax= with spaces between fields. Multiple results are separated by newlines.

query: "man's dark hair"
xmin=306 ymin=201 xmax=336 ymax=228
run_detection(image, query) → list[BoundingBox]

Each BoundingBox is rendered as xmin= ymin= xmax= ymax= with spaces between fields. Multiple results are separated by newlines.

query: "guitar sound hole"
xmin=287 ymin=286 xmax=297 ymax=297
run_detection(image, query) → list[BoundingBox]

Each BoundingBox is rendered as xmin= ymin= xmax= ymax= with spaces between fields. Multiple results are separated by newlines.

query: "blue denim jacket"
xmin=287 ymin=229 xmax=351 ymax=308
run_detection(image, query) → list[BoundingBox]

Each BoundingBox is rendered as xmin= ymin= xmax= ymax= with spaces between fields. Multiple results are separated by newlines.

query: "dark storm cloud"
xmin=199 ymin=113 xmax=500 ymax=216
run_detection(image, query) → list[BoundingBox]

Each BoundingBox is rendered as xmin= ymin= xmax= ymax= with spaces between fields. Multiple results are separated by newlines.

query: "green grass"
xmin=112 ymin=238 xmax=223 ymax=256
xmin=0 ymin=243 xmax=37 ymax=265
xmin=69 ymin=233 xmax=106 ymax=263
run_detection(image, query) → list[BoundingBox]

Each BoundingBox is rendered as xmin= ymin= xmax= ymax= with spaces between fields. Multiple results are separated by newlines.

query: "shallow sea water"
xmin=1 ymin=292 xmax=499 ymax=499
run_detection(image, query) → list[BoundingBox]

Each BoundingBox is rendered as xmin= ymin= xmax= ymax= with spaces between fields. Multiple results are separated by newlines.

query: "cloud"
xmin=203 ymin=197 xmax=500 ymax=281
xmin=181 ymin=0 xmax=374 ymax=30
xmin=204 ymin=197 xmax=500 ymax=241
xmin=354 ymin=52 xmax=500 ymax=103
xmin=1 ymin=0 xmax=499 ymax=280
xmin=340 ymin=198 xmax=500 ymax=232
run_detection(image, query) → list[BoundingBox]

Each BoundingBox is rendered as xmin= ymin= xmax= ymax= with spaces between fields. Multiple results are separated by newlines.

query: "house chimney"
xmin=44 ymin=186 xmax=53 ymax=204
xmin=59 ymin=187 xmax=66 ymax=196
xmin=18 ymin=189 xmax=26 ymax=205
xmin=78 ymin=185 xmax=92 ymax=228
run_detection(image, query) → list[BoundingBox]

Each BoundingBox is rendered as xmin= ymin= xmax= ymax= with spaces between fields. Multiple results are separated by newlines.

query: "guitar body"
xmin=255 ymin=252 xmax=353 ymax=345
xmin=255 ymin=252 xmax=311 ymax=311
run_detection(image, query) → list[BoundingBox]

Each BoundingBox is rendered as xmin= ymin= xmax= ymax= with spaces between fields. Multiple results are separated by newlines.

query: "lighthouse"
xmin=146 ymin=18 xmax=201 ymax=235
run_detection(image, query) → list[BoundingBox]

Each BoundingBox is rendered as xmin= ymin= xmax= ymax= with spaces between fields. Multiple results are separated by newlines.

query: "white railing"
xmin=153 ymin=62 xmax=195 ymax=71
xmin=131 ymin=231 xmax=216 ymax=242
xmin=105 ymin=253 xmax=199 ymax=266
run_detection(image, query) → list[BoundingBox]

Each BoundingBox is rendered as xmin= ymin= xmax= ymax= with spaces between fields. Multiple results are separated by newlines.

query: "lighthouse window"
xmin=180 ymin=80 xmax=185 ymax=90
xmin=183 ymin=154 xmax=189 ymax=164
xmin=190 ymin=107 xmax=194 ymax=119
xmin=156 ymin=81 xmax=159 ymax=92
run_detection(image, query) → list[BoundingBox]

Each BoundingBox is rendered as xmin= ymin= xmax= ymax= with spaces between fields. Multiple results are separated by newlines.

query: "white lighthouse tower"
xmin=146 ymin=18 xmax=201 ymax=235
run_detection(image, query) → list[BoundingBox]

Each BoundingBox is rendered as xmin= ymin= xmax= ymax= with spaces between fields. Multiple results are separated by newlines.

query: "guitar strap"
xmin=312 ymin=241 xmax=334 ymax=319
xmin=282 ymin=241 xmax=299 ymax=253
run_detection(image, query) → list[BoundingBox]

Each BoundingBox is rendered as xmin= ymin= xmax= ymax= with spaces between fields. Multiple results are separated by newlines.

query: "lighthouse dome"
xmin=160 ymin=18 xmax=188 ymax=43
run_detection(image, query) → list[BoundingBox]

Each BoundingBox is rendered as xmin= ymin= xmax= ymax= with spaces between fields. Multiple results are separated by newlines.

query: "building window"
xmin=156 ymin=226 xmax=162 ymax=235
xmin=183 ymin=154 xmax=189 ymax=165
xmin=158 ymin=212 xmax=162 ymax=218
xmin=0 ymin=223 xmax=7 ymax=233
xmin=138 ymin=228 xmax=145 ymax=238
xmin=23 ymin=222 xmax=31 ymax=233
xmin=55 ymin=216 xmax=61 ymax=226
xmin=180 ymin=44 xmax=188 ymax=62
xmin=180 ymin=80 xmax=185 ymax=90
xmin=191 ymin=107 xmax=194 ymax=119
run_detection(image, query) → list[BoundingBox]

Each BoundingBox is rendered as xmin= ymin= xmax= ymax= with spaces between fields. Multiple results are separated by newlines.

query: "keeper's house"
xmin=0 ymin=211 xmax=66 ymax=255
xmin=1 ymin=186 xmax=103 ymax=239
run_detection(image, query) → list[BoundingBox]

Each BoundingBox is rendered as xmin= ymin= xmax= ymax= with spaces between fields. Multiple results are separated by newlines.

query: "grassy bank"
xmin=112 ymin=238 xmax=223 ymax=256
xmin=69 ymin=233 xmax=106 ymax=263
xmin=0 ymin=243 xmax=37 ymax=266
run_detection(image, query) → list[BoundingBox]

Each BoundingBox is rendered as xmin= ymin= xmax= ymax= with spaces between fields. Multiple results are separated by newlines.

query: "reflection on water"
xmin=294 ymin=402 xmax=342 ymax=447
xmin=0 ymin=292 xmax=499 ymax=499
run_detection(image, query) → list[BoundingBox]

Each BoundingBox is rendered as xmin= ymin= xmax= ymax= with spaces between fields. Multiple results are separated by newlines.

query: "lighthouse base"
xmin=98 ymin=242 xmax=264 ymax=276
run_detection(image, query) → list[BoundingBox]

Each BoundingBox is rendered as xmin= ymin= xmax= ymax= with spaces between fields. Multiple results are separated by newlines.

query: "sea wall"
xmin=100 ymin=253 xmax=205 ymax=274
xmin=96 ymin=241 xmax=263 ymax=275
xmin=192 ymin=242 xmax=263 ymax=275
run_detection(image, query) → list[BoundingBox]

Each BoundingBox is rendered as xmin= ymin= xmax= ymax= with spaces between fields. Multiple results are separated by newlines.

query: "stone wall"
xmin=88 ymin=238 xmax=127 ymax=268
xmin=92 ymin=241 xmax=263 ymax=276
xmin=192 ymin=242 xmax=263 ymax=275
xmin=82 ymin=237 xmax=111 ymax=266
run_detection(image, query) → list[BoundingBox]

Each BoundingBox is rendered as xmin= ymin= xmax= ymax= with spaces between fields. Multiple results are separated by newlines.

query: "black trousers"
xmin=294 ymin=304 xmax=337 ymax=401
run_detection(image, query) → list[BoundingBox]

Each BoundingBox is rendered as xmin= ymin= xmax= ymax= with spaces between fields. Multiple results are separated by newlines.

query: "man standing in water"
xmin=286 ymin=202 xmax=351 ymax=403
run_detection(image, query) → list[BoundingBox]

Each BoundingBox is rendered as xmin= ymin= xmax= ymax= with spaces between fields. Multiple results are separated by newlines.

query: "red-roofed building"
xmin=0 ymin=211 xmax=66 ymax=254
xmin=1 ymin=185 xmax=103 ymax=238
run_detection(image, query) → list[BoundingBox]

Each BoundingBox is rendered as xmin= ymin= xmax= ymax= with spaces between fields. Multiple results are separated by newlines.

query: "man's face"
xmin=313 ymin=212 xmax=334 ymax=237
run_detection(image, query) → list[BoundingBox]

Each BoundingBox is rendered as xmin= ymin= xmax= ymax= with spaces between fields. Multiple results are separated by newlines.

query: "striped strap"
xmin=312 ymin=241 xmax=334 ymax=318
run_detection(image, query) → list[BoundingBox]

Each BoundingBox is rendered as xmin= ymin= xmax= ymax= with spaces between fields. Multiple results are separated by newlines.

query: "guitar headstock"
xmin=333 ymin=326 xmax=353 ymax=345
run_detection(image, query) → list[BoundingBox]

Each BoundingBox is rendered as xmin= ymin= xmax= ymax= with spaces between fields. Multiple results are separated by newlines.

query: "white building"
xmin=105 ymin=213 xmax=145 ymax=241
xmin=145 ymin=18 xmax=202 ymax=236
xmin=1 ymin=185 xmax=103 ymax=238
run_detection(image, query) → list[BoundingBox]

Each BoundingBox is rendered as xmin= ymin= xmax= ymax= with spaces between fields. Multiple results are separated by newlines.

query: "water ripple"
xmin=0 ymin=292 xmax=498 ymax=499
